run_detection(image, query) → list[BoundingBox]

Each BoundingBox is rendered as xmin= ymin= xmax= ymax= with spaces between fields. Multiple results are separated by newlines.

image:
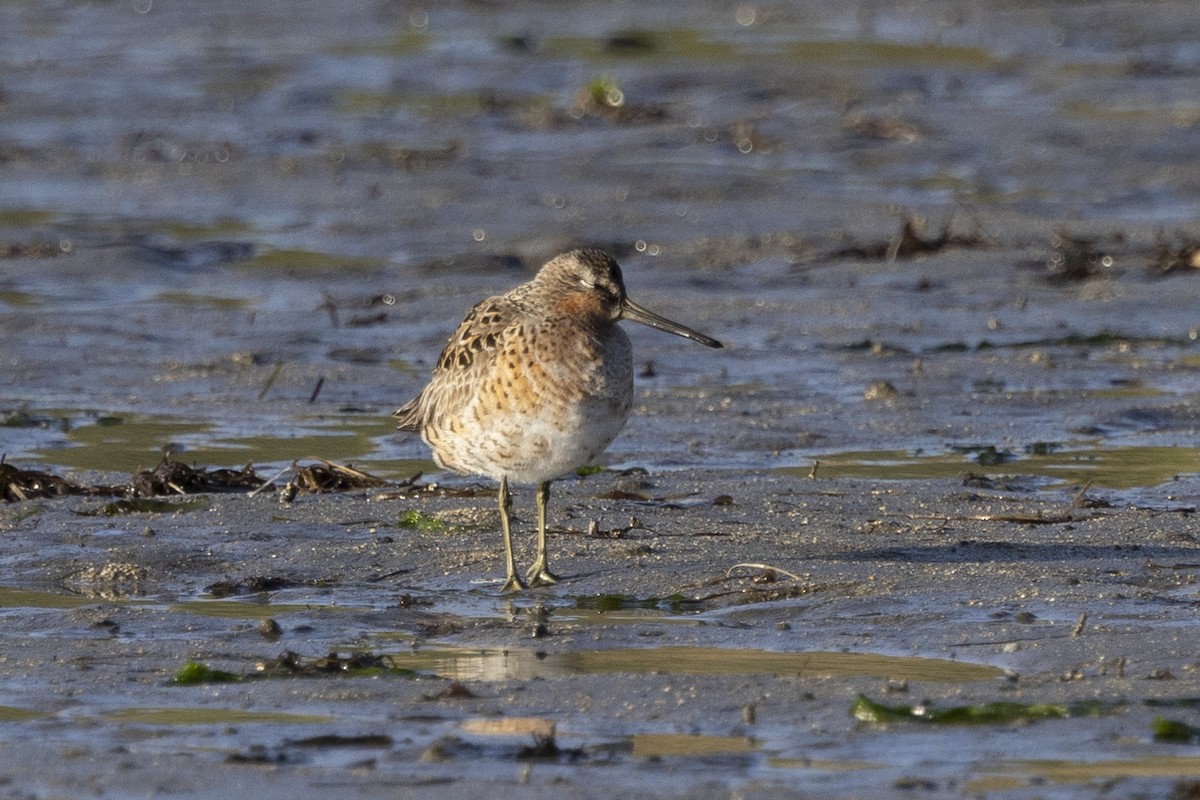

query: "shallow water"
xmin=380 ymin=644 xmax=1003 ymax=682
xmin=3 ymin=1 xmax=1200 ymax=798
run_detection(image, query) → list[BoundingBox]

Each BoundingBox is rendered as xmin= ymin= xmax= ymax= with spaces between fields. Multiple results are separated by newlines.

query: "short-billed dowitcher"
xmin=394 ymin=249 xmax=722 ymax=591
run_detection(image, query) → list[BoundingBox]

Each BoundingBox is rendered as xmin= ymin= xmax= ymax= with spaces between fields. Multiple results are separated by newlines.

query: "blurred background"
xmin=2 ymin=0 xmax=1199 ymax=484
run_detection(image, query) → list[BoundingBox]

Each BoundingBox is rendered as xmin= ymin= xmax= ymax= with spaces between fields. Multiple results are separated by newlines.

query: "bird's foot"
xmin=525 ymin=563 xmax=559 ymax=588
xmin=500 ymin=573 xmax=528 ymax=593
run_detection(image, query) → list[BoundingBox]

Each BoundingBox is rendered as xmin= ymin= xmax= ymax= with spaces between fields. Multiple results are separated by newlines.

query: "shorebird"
xmin=394 ymin=249 xmax=722 ymax=591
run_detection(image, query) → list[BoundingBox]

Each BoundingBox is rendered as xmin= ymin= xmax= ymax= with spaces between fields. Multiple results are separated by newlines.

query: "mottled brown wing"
xmin=393 ymin=296 xmax=516 ymax=433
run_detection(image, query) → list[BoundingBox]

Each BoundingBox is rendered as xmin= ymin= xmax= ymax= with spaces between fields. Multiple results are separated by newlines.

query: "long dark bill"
xmin=620 ymin=297 xmax=723 ymax=349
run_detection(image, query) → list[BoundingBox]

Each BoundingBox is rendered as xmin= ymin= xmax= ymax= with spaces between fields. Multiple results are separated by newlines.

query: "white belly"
xmin=426 ymin=327 xmax=634 ymax=485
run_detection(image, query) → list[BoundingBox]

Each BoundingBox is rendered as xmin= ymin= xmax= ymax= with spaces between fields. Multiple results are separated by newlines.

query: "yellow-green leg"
xmin=525 ymin=480 xmax=560 ymax=587
xmin=498 ymin=476 xmax=526 ymax=593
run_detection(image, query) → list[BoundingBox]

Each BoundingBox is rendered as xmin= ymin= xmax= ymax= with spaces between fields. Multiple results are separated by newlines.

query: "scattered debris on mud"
xmin=204 ymin=576 xmax=297 ymax=597
xmin=830 ymin=213 xmax=991 ymax=261
xmin=841 ymin=113 xmax=922 ymax=143
xmin=2 ymin=458 xmax=264 ymax=502
xmin=568 ymin=75 xmax=669 ymax=124
xmin=2 ymin=457 xmax=407 ymax=504
xmin=851 ymin=694 xmax=1114 ymax=725
xmin=129 ymin=459 xmax=264 ymax=497
xmin=255 ymin=650 xmax=415 ymax=678
xmin=1 ymin=458 xmax=88 ymax=501
xmin=265 ymin=457 xmax=392 ymax=500
xmin=1045 ymin=229 xmax=1117 ymax=282
xmin=1150 ymin=232 xmax=1200 ymax=275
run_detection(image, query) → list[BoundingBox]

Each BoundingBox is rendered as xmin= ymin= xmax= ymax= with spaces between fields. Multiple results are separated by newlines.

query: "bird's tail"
xmin=392 ymin=397 xmax=422 ymax=432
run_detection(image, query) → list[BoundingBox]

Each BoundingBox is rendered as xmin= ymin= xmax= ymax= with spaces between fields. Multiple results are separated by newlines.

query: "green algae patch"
xmin=397 ymin=509 xmax=447 ymax=531
xmin=851 ymin=694 xmax=1113 ymax=725
xmin=172 ymin=661 xmax=242 ymax=685
xmin=1153 ymin=717 xmax=1200 ymax=743
xmin=584 ymin=76 xmax=625 ymax=108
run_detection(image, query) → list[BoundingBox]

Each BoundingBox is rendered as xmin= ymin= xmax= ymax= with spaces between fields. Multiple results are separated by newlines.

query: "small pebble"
xmin=258 ymin=618 xmax=282 ymax=640
xmin=863 ymin=380 xmax=898 ymax=400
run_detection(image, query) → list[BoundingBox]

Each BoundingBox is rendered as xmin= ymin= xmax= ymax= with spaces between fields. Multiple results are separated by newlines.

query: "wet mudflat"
xmin=3 ymin=0 xmax=1200 ymax=797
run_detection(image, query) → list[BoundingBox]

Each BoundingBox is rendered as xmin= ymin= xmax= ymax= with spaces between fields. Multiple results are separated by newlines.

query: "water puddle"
xmin=21 ymin=411 xmax=398 ymax=475
xmin=383 ymin=646 xmax=1001 ymax=682
xmin=0 ymin=289 xmax=42 ymax=307
xmin=552 ymin=606 xmax=701 ymax=628
xmin=788 ymin=444 xmax=1200 ymax=489
xmin=631 ymin=733 xmax=759 ymax=757
xmin=768 ymin=756 xmax=881 ymax=771
xmin=239 ymin=247 xmax=386 ymax=273
xmin=16 ymin=408 xmax=1200 ymax=493
xmin=0 ymin=585 xmax=369 ymax=624
xmin=0 ymin=706 xmax=47 ymax=722
xmin=978 ymin=755 xmax=1200 ymax=784
xmin=538 ymin=31 xmax=997 ymax=70
xmin=0 ymin=208 xmax=58 ymax=227
xmin=2 ymin=582 xmax=696 ymax=632
xmin=0 ymin=586 xmax=129 ymax=610
xmin=107 ymin=707 xmax=333 ymax=726
xmin=168 ymin=598 xmax=354 ymax=620
xmin=153 ymin=291 xmax=254 ymax=311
